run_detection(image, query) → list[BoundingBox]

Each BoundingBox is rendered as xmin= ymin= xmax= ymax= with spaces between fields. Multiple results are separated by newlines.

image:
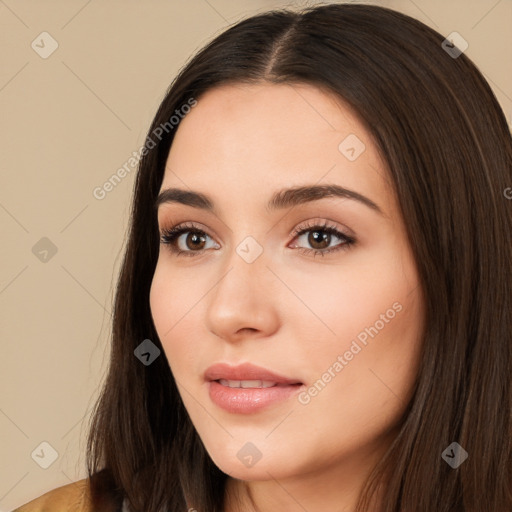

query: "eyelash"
xmin=159 ymin=220 xmax=355 ymax=258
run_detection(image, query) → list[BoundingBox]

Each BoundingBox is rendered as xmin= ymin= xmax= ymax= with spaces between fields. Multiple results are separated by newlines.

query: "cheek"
xmin=307 ymin=289 xmax=423 ymax=444
xmin=149 ymin=263 xmax=172 ymax=337
xmin=149 ymin=261 xmax=199 ymax=375
xmin=284 ymin=247 xmax=420 ymax=364
xmin=293 ymin=246 xmax=424 ymax=429
xmin=289 ymin=237 xmax=424 ymax=401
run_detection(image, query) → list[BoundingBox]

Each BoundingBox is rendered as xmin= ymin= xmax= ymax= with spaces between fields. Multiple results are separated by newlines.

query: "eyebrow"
xmin=154 ymin=184 xmax=383 ymax=215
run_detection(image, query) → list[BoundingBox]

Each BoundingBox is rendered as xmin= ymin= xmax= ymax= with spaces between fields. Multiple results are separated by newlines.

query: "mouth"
xmin=217 ymin=379 xmax=285 ymax=388
xmin=205 ymin=363 xmax=304 ymax=414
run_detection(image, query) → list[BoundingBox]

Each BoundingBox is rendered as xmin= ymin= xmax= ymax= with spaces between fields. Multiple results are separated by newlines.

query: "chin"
xmin=201 ymin=436 xmax=303 ymax=481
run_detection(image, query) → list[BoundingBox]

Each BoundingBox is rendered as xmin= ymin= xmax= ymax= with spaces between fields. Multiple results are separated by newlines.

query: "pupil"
xmin=187 ymin=232 xmax=205 ymax=250
xmin=309 ymin=230 xmax=330 ymax=249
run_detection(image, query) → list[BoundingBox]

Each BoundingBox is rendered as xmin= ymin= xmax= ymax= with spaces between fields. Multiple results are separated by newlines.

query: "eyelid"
xmin=288 ymin=218 xmax=355 ymax=240
xmin=160 ymin=220 xmax=221 ymax=243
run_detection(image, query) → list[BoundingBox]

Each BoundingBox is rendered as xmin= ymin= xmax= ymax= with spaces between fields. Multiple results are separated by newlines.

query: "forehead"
xmin=161 ymin=82 xmax=393 ymax=216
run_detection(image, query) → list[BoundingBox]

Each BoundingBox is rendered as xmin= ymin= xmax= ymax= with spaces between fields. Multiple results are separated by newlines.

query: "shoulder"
xmin=12 ymin=478 xmax=90 ymax=512
xmin=12 ymin=472 xmax=123 ymax=512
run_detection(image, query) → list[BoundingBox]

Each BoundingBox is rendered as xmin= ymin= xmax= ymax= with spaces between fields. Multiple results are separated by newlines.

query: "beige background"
xmin=1 ymin=0 xmax=510 ymax=509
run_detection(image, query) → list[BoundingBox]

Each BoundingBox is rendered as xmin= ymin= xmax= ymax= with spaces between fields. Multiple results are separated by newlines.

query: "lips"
xmin=204 ymin=362 xmax=303 ymax=386
xmin=205 ymin=362 xmax=304 ymax=414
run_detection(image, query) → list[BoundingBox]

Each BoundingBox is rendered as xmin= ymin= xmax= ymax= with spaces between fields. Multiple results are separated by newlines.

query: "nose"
xmin=204 ymin=243 xmax=280 ymax=343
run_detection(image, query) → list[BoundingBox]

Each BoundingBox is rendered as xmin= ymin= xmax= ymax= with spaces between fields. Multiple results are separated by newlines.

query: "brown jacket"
xmin=12 ymin=479 xmax=93 ymax=512
xmin=12 ymin=472 xmax=124 ymax=512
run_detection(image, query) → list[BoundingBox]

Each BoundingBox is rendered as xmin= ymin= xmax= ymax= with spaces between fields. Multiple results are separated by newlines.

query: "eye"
xmin=288 ymin=220 xmax=355 ymax=258
xmin=159 ymin=222 xmax=219 ymax=257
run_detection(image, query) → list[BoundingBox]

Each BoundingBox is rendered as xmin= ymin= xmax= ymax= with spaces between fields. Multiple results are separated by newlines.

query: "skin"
xmin=149 ymin=82 xmax=425 ymax=512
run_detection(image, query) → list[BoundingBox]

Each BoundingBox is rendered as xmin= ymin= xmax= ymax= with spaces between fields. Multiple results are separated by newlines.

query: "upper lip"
xmin=205 ymin=362 xmax=302 ymax=385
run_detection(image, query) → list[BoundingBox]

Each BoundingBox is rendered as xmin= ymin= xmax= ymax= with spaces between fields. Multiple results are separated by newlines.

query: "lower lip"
xmin=208 ymin=380 xmax=303 ymax=414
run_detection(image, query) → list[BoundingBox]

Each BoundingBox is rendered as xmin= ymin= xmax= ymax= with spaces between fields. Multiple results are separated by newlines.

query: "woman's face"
xmin=150 ymin=83 xmax=424 ymax=489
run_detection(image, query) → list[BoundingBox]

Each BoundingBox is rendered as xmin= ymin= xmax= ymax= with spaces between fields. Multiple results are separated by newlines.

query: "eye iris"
xmin=186 ymin=231 xmax=206 ymax=250
xmin=309 ymin=230 xmax=330 ymax=249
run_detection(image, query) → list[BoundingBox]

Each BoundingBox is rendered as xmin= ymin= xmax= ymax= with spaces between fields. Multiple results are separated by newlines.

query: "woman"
xmin=13 ymin=3 xmax=512 ymax=511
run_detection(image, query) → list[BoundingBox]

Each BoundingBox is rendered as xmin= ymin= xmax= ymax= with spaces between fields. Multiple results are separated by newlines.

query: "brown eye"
xmin=290 ymin=221 xmax=356 ymax=258
xmin=183 ymin=231 xmax=207 ymax=251
xmin=307 ymin=230 xmax=332 ymax=250
xmin=160 ymin=223 xmax=219 ymax=257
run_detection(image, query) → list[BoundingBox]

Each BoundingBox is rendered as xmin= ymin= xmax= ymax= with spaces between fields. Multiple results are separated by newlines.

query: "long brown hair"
xmin=86 ymin=3 xmax=512 ymax=511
